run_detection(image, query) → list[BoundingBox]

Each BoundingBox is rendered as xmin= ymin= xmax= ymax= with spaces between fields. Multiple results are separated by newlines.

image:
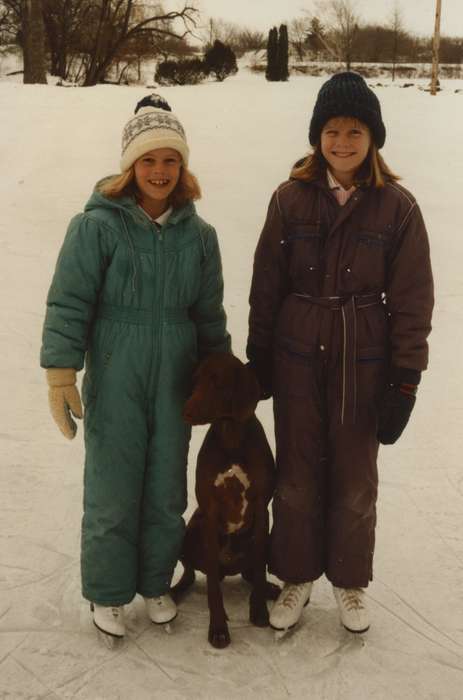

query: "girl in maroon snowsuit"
xmin=247 ymin=72 xmax=434 ymax=633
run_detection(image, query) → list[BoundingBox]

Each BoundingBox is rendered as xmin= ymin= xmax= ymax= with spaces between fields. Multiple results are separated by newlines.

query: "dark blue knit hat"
xmin=309 ymin=72 xmax=386 ymax=148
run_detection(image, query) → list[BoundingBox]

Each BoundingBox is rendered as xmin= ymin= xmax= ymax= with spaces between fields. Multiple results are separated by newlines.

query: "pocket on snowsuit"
xmin=273 ymin=336 xmax=316 ymax=399
xmin=345 ymin=230 xmax=390 ymax=292
xmin=82 ymin=321 xmax=116 ymax=408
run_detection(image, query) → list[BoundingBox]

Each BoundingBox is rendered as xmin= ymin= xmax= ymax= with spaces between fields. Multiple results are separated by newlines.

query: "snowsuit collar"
xmin=84 ymin=179 xmax=196 ymax=228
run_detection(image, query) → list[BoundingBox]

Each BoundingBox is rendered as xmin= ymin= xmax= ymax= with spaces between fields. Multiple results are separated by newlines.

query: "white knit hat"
xmin=120 ymin=94 xmax=189 ymax=171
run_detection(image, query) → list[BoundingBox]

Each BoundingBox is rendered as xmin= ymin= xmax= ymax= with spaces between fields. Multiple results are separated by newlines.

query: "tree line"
xmin=301 ymin=2 xmax=462 ymax=73
xmin=0 ymin=0 xmax=462 ymax=86
xmin=0 ymin=0 xmax=200 ymax=84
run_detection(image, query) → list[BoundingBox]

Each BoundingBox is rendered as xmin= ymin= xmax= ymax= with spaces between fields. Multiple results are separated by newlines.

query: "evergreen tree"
xmin=265 ymin=26 xmax=278 ymax=81
xmin=306 ymin=17 xmax=334 ymax=61
xmin=204 ymin=39 xmax=238 ymax=82
xmin=278 ymin=24 xmax=289 ymax=81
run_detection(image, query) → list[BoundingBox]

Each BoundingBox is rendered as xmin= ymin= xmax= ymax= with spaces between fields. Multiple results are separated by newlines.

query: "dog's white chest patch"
xmin=214 ymin=464 xmax=251 ymax=534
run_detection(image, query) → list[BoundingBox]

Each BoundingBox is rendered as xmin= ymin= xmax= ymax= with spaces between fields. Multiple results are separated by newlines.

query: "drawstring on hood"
xmin=83 ymin=182 xmax=200 ymax=296
xmin=119 ymin=211 xmax=137 ymax=293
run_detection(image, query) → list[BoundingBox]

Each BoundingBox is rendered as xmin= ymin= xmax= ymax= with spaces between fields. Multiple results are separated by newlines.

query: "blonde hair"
xmin=99 ymin=164 xmax=201 ymax=208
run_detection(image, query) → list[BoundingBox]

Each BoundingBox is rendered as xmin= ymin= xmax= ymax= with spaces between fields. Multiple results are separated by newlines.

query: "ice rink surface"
xmin=1 ymin=70 xmax=463 ymax=698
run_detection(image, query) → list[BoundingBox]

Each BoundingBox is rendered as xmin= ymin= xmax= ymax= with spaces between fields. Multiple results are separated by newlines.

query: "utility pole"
xmin=430 ymin=0 xmax=442 ymax=95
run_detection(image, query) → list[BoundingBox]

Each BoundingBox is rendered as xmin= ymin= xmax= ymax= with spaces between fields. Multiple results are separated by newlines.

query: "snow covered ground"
xmin=1 ymin=69 xmax=463 ymax=699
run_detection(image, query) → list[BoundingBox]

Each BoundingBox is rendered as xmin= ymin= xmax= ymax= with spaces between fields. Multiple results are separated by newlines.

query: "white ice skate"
xmin=144 ymin=593 xmax=177 ymax=633
xmin=269 ymin=581 xmax=313 ymax=639
xmin=333 ymin=586 xmax=370 ymax=633
xmin=91 ymin=603 xmax=125 ymax=647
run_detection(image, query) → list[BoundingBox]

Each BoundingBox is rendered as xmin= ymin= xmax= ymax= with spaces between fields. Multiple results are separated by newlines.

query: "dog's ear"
xmin=231 ymin=364 xmax=260 ymax=422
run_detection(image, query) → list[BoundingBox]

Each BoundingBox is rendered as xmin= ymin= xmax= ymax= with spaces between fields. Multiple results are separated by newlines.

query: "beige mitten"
xmin=46 ymin=368 xmax=83 ymax=440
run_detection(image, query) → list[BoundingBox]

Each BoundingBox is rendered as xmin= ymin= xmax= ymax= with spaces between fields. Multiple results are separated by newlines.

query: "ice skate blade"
xmin=151 ymin=612 xmax=177 ymax=631
xmin=94 ymin=624 xmax=124 ymax=649
xmin=273 ymin=627 xmax=292 ymax=641
xmin=271 ymin=623 xmax=297 ymax=641
xmin=342 ymin=623 xmax=370 ymax=635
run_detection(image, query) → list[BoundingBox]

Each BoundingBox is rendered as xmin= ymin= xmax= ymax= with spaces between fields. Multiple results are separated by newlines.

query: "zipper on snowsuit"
xmin=148 ymin=222 xmax=166 ymax=409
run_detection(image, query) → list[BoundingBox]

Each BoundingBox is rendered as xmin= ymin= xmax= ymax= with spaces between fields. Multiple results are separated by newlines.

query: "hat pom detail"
xmin=135 ymin=93 xmax=172 ymax=114
xmin=120 ymin=94 xmax=189 ymax=171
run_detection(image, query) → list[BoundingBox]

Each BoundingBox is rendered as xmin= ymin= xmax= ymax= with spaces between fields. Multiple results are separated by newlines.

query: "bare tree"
xmin=439 ymin=35 xmax=463 ymax=64
xmin=389 ymin=1 xmax=404 ymax=81
xmin=1 ymin=0 xmax=199 ymax=85
xmin=314 ymin=0 xmax=360 ymax=69
xmin=22 ymin=0 xmax=47 ymax=82
xmin=82 ymin=1 xmax=198 ymax=86
xmin=199 ymin=17 xmax=264 ymax=56
xmin=202 ymin=17 xmax=239 ymax=50
xmin=153 ymin=34 xmax=195 ymax=61
xmin=305 ymin=16 xmax=335 ymax=61
xmin=235 ymin=29 xmax=265 ymax=53
xmin=289 ymin=18 xmax=308 ymax=61
xmin=0 ymin=0 xmax=19 ymax=45
xmin=42 ymin=0 xmax=93 ymax=80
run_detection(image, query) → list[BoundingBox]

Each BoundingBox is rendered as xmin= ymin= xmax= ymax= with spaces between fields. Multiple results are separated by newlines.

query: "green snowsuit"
xmin=40 ymin=187 xmax=231 ymax=605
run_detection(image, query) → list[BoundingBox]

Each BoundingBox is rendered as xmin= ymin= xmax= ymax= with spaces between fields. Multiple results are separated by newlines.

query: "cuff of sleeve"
xmin=246 ymin=341 xmax=269 ymax=362
xmin=389 ymin=366 xmax=422 ymax=386
xmin=46 ymin=368 xmax=77 ymax=387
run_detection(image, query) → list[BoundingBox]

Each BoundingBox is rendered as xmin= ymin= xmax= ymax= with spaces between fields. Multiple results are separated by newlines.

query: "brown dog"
xmin=172 ymin=352 xmax=278 ymax=648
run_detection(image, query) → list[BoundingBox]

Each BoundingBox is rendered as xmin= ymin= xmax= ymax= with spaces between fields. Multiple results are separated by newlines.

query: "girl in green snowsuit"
xmin=40 ymin=94 xmax=231 ymax=639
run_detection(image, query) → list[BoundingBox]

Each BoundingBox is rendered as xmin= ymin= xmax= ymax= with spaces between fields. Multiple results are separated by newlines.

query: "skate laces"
xmin=147 ymin=595 xmax=168 ymax=607
xmin=340 ymin=588 xmax=365 ymax=611
xmin=281 ymin=583 xmax=310 ymax=609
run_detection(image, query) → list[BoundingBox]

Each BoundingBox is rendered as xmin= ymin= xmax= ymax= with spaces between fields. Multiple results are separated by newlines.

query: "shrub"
xmin=155 ymin=58 xmax=207 ymax=86
xmin=204 ymin=40 xmax=238 ymax=82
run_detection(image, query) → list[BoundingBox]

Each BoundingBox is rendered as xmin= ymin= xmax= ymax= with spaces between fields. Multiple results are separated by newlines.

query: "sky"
xmin=194 ymin=0 xmax=463 ymax=37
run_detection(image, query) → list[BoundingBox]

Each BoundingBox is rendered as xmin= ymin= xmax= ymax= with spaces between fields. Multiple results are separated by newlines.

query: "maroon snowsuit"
xmin=248 ymin=176 xmax=434 ymax=587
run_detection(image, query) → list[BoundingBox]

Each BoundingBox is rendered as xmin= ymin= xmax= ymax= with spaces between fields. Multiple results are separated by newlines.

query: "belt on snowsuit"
xmin=292 ymin=292 xmax=385 ymax=425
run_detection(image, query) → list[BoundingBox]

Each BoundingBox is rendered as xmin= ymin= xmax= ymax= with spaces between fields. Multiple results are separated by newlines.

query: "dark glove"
xmin=377 ymin=367 xmax=421 ymax=445
xmin=246 ymin=342 xmax=273 ymax=400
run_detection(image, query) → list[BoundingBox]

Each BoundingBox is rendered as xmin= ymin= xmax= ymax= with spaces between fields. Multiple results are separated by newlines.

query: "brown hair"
xmin=292 ymin=115 xmax=399 ymax=188
xmin=99 ymin=164 xmax=202 ymax=208
xmin=290 ymin=143 xmax=400 ymax=188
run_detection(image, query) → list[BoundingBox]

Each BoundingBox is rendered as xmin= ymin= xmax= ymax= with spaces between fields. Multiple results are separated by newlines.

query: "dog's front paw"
xmin=208 ymin=622 xmax=231 ymax=649
xmin=249 ymin=596 xmax=270 ymax=627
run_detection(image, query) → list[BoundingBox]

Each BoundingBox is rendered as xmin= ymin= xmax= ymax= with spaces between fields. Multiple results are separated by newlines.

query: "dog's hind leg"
xmin=247 ymin=502 xmax=273 ymax=627
xmin=265 ymin=581 xmax=282 ymax=600
xmin=242 ymin=569 xmax=281 ymax=600
xmin=170 ymin=563 xmax=196 ymax=602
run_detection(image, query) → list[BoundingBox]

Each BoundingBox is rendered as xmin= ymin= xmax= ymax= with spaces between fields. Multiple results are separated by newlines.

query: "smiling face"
xmin=133 ymin=147 xmax=182 ymax=217
xmin=320 ymin=117 xmax=371 ymax=188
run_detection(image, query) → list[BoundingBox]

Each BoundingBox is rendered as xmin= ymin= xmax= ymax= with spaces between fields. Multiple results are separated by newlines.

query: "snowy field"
xmin=1 ymin=69 xmax=463 ymax=699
